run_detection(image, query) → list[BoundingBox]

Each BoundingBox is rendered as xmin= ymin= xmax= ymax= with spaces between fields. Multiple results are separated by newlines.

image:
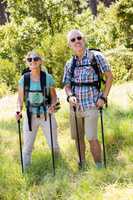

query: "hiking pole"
xmin=73 ymin=106 xmax=82 ymax=168
xmin=49 ymin=113 xmax=55 ymax=176
xmin=99 ymin=108 xmax=106 ymax=168
xmin=16 ymin=112 xmax=24 ymax=173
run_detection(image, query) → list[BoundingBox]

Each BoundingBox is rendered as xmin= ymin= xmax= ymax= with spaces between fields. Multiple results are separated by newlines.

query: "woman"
xmin=16 ymin=51 xmax=60 ymax=170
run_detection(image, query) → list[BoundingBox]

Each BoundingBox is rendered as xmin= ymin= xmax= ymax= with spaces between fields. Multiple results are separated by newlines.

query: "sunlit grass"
xmin=0 ymin=83 xmax=133 ymax=200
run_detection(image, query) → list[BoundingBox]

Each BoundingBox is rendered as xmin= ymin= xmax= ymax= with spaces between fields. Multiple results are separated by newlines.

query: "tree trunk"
xmin=87 ymin=0 xmax=97 ymax=17
xmin=100 ymin=0 xmax=115 ymax=7
xmin=0 ymin=1 xmax=9 ymax=25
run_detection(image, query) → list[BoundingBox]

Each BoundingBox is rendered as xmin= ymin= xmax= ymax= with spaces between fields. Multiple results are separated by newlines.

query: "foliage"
xmin=105 ymin=47 xmax=133 ymax=83
xmin=0 ymin=59 xmax=19 ymax=91
xmin=0 ymin=83 xmax=9 ymax=98
xmin=0 ymin=21 xmax=18 ymax=60
xmin=0 ymin=0 xmax=132 ymax=90
xmin=6 ymin=0 xmax=80 ymax=34
xmin=74 ymin=3 xmax=122 ymax=50
xmin=40 ymin=33 xmax=71 ymax=87
xmin=0 ymin=17 xmax=43 ymax=71
xmin=116 ymin=0 xmax=133 ymax=49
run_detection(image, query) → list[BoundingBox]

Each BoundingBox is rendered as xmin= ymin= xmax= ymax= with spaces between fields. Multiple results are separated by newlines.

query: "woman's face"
xmin=26 ymin=53 xmax=42 ymax=70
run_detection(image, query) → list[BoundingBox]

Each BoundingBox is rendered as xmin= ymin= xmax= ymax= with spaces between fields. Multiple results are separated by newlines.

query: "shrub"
xmin=105 ymin=47 xmax=133 ymax=83
xmin=116 ymin=0 xmax=133 ymax=49
xmin=40 ymin=33 xmax=71 ymax=87
xmin=0 ymin=59 xmax=19 ymax=91
xmin=0 ymin=83 xmax=9 ymax=98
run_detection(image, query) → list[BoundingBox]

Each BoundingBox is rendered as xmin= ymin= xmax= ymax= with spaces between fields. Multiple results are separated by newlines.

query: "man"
xmin=63 ymin=29 xmax=113 ymax=169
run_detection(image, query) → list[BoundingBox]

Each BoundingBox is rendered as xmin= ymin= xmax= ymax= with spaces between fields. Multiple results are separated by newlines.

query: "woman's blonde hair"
xmin=25 ymin=51 xmax=42 ymax=61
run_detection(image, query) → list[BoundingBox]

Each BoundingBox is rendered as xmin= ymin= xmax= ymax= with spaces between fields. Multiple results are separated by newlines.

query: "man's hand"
xmin=96 ymin=97 xmax=107 ymax=109
xmin=16 ymin=111 xmax=22 ymax=121
xmin=96 ymin=99 xmax=104 ymax=109
xmin=69 ymin=96 xmax=77 ymax=106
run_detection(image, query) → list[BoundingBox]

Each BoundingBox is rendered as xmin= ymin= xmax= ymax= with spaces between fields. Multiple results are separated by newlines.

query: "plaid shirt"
xmin=63 ymin=48 xmax=110 ymax=111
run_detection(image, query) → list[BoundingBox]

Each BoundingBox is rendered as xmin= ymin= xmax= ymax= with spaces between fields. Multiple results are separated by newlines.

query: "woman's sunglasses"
xmin=27 ymin=57 xmax=41 ymax=62
xmin=70 ymin=36 xmax=82 ymax=43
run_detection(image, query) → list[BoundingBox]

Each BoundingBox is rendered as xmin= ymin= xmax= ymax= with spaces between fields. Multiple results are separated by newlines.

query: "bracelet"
xmin=67 ymin=95 xmax=74 ymax=102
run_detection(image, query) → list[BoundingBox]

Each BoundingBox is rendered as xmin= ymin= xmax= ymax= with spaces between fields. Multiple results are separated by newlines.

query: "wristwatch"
xmin=100 ymin=95 xmax=107 ymax=103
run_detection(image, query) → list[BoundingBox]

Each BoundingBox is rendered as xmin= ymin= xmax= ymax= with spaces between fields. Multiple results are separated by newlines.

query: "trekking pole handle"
xmin=99 ymin=107 xmax=102 ymax=112
xmin=73 ymin=106 xmax=76 ymax=112
xmin=16 ymin=111 xmax=22 ymax=122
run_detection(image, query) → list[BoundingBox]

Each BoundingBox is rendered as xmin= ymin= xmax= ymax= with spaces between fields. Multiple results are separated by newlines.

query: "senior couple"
xmin=16 ymin=29 xmax=113 ymax=171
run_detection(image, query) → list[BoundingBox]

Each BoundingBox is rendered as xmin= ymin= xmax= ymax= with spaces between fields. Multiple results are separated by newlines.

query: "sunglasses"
xmin=27 ymin=57 xmax=41 ymax=62
xmin=70 ymin=36 xmax=82 ymax=43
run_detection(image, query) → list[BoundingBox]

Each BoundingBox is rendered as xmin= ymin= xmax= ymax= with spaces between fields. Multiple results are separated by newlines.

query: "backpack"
xmin=23 ymin=70 xmax=51 ymax=131
xmin=70 ymin=49 xmax=105 ymax=92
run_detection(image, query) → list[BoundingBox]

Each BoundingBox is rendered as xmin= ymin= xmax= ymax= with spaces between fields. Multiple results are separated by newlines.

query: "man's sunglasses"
xmin=70 ymin=36 xmax=82 ymax=43
xmin=27 ymin=57 xmax=41 ymax=62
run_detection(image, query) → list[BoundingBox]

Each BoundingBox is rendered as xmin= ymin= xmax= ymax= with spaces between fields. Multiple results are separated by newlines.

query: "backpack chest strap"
xmin=71 ymin=81 xmax=99 ymax=88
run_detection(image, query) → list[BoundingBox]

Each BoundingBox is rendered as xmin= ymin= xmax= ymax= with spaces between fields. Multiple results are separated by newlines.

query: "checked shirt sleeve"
xmin=62 ymin=60 xmax=72 ymax=85
xmin=94 ymin=52 xmax=111 ymax=73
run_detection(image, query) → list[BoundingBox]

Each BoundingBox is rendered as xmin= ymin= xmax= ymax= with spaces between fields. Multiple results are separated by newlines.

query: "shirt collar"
xmin=73 ymin=48 xmax=88 ymax=60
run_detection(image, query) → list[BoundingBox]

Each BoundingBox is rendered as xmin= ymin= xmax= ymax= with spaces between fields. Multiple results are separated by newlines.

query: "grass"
xmin=0 ymin=83 xmax=133 ymax=200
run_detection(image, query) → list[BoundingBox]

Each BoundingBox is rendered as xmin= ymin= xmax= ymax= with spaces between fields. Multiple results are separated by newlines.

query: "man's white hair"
xmin=67 ymin=29 xmax=85 ymax=43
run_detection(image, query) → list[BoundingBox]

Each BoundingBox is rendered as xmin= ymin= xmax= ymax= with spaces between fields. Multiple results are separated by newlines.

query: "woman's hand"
xmin=48 ymin=104 xmax=55 ymax=113
xmin=69 ymin=96 xmax=77 ymax=107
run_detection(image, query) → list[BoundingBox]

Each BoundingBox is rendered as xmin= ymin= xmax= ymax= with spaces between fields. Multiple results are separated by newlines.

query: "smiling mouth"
xmin=75 ymin=42 xmax=81 ymax=45
xmin=75 ymin=43 xmax=82 ymax=47
xmin=30 ymin=64 xmax=38 ymax=67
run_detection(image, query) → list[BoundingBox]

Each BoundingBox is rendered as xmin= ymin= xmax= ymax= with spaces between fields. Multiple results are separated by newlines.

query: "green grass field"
xmin=0 ymin=82 xmax=133 ymax=200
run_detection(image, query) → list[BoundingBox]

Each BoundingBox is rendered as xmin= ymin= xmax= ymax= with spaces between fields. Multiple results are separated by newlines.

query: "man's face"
xmin=68 ymin=32 xmax=85 ymax=53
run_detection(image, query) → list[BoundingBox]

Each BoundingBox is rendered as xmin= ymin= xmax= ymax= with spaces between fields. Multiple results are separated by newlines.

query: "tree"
xmin=6 ymin=0 xmax=81 ymax=35
xmin=87 ymin=0 xmax=97 ymax=16
xmin=86 ymin=0 xmax=116 ymax=17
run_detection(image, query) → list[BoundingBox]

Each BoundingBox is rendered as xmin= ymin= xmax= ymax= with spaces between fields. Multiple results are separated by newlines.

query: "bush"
xmin=116 ymin=0 xmax=133 ymax=49
xmin=74 ymin=3 xmax=121 ymax=51
xmin=0 ymin=83 xmax=9 ymax=98
xmin=0 ymin=59 xmax=19 ymax=91
xmin=105 ymin=47 xmax=133 ymax=83
xmin=0 ymin=17 xmax=43 ymax=72
xmin=40 ymin=33 xmax=71 ymax=87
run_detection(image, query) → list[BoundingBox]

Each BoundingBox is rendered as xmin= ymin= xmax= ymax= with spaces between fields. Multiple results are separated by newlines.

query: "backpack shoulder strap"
xmin=40 ymin=70 xmax=51 ymax=104
xmin=24 ymin=72 xmax=30 ymax=96
xmin=71 ymin=56 xmax=77 ymax=80
xmin=89 ymin=51 xmax=100 ymax=74
xmin=40 ymin=70 xmax=46 ymax=91
xmin=22 ymin=68 xmax=31 ymax=75
xmin=89 ymin=50 xmax=101 ymax=91
xmin=23 ymin=72 xmax=31 ymax=130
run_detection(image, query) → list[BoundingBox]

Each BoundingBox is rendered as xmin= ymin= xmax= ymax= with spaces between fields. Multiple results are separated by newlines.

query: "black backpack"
xmin=71 ymin=49 xmax=105 ymax=91
xmin=23 ymin=70 xmax=51 ymax=131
